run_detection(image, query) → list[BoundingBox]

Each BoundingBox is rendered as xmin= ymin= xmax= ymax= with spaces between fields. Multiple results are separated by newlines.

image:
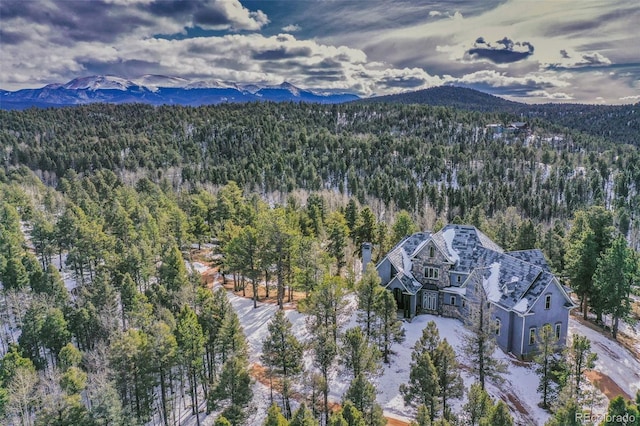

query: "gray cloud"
xmin=252 ymin=46 xmax=314 ymax=61
xmin=467 ymin=36 xmax=534 ymax=63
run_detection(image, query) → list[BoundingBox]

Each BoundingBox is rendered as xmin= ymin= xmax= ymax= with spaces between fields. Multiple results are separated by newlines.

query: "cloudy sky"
xmin=1 ymin=0 xmax=639 ymax=103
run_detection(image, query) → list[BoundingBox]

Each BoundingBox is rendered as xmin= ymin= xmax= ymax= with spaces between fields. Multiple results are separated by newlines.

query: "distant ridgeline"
xmin=357 ymin=86 xmax=640 ymax=147
xmin=1 ymin=101 xmax=640 ymax=225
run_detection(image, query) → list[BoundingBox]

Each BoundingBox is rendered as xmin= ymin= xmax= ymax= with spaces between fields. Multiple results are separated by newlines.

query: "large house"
xmin=368 ymin=224 xmax=576 ymax=358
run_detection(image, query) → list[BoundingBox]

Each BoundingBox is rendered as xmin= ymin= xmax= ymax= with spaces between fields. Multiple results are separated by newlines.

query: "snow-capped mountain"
xmin=0 ymin=75 xmax=360 ymax=109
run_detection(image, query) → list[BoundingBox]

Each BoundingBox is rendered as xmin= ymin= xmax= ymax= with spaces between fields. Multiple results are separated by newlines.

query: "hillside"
xmin=360 ymin=86 xmax=640 ymax=146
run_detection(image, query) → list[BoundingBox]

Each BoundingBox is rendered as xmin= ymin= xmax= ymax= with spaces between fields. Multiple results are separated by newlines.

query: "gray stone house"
xmin=370 ymin=224 xmax=576 ymax=358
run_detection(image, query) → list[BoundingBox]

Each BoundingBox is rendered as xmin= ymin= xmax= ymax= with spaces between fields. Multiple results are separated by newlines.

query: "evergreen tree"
xmin=209 ymin=357 xmax=253 ymax=426
xmin=264 ymin=403 xmax=289 ymax=426
xmin=462 ymin=274 xmax=506 ymax=389
xmin=343 ymin=373 xmax=385 ymax=426
xmin=463 ymin=383 xmax=492 ymax=426
xmin=434 ymin=339 xmax=464 ymax=419
xmin=340 ymin=326 xmax=380 ymax=379
xmin=374 ymin=288 xmax=405 ymax=363
xmin=544 ymin=398 xmax=581 ymax=426
xmin=409 ymin=404 xmax=431 ymax=426
xmin=392 ymin=210 xmax=418 ymax=245
xmin=564 ymin=335 xmax=597 ymax=401
xmin=594 ymin=236 xmax=638 ymax=339
xmin=513 ymin=219 xmax=537 ymax=250
xmin=400 ymin=351 xmax=440 ymax=423
xmin=261 ymin=310 xmax=304 ymax=418
xmin=313 ymin=324 xmax=337 ymax=426
xmin=604 ymin=396 xmax=640 ymax=426
xmin=290 ymin=403 xmax=318 ymax=426
xmin=565 ymin=207 xmax=614 ymax=319
xmin=483 ymin=400 xmax=513 ymax=426
xmin=175 ymin=306 xmax=205 ymax=422
xmin=534 ymin=324 xmax=560 ymax=409
xmin=356 ymin=264 xmax=384 ymax=340
xmin=341 ymin=401 xmax=366 ymax=426
xmin=326 ymin=211 xmax=349 ymax=275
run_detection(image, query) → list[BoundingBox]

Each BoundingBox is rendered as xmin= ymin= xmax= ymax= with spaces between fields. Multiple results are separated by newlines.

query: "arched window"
xmin=429 ymin=246 xmax=435 ymax=257
xmin=495 ymin=318 xmax=501 ymax=336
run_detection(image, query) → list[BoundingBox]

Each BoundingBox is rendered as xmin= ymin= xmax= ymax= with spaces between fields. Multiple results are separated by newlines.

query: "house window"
xmin=462 ymin=299 xmax=466 ymax=308
xmin=456 ymin=275 xmax=461 ymax=283
xmin=529 ymin=327 xmax=536 ymax=345
xmin=450 ymin=296 xmax=456 ymax=305
xmin=424 ymin=267 xmax=439 ymax=279
xmin=486 ymin=302 xmax=491 ymax=309
xmin=545 ymin=295 xmax=551 ymax=310
xmin=429 ymin=246 xmax=435 ymax=257
xmin=495 ymin=318 xmax=501 ymax=336
xmin=555 ymin=323 xmax=562 ymax=340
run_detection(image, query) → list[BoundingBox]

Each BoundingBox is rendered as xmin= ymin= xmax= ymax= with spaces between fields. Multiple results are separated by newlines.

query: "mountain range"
xmin=0 ymin=75 xmax=360 ymax=109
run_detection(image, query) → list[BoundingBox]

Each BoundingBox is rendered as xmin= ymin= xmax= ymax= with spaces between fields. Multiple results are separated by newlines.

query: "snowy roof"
xmin=382 ymin=232 xmax=431 ymax=296
xmin=431 ymin=224 xmax=504 ymax=271
xmin=377 ymin=224 xmax=571 ymax=314
xmin=507 ymin=249 xmax=551 ymax=271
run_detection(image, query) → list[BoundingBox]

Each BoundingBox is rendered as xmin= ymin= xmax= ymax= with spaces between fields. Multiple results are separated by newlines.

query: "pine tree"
xmin=343 ymin=373 xmax=385 ymax=426
xmin=356 ymin=264 xmax=384 ymax=340
xmin=409 ymin=404 xmax=430 ymax=426
xmin=565 ymin=334 xmax=597 ymax=401
xmin=261 ymin=310 xmax=303 ymax=419
xmin=326 ymin=211 xmax=349 ymax=275
xmin=463 ymin=383 xmax=492 ymax=426
xmin=374 ymin=288 xmax=405 ymax=363
xmin=341 ymin=401 xmax=366 ymax=426
xmin=544 ymin=398 xmax=581 ymax=426
xmin=603 ymin=396 xmax=640 ymax=426
xmin=392 ymin=210 xmax=418 ymax=245
xmin=413 ymin=321 xmax=440 ymax=361
xmin=175 ymin=306 xmax=205 ymax=423
xmin=434 ymin=339 xmax=464 ymax=419
xmin=313 ymin=324 xmax=337 ymax=426
xmin=400 ymin=351 xmax=440 ymax=423
xmin=290 ymin=403 xmax=318 ymax=426
xmin=340 ymin=327 xmax=380 ymax=379
xmin=534 ymin=324 xmax=560 ymax=409
xmin=462 ymin=274 xmax=506 ymax=390
xmin=264 ymin=403 xmax=289 ymax=426
xmin=209 ymin=357 xmax=253 ymax=426
xmin=594 ymin=236 xmax=637 ymax=339
xmin=565 ymin=207 xmax=614 ymax=320
xmin=483 ymin=400 xmax=513 ymax=426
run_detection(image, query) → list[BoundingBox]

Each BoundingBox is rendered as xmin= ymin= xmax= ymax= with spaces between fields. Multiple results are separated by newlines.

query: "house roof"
xmin=377 ymin=224 xmax=573 ymax=314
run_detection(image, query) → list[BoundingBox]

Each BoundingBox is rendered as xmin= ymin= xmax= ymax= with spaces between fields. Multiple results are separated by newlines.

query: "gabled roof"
xmin=507 ymin=249 xmax=551 ymax=271
xmin=377 ymin=224 xmax=574 ymax=315
xmin=431 ymin=224 xmax=504 ymax=272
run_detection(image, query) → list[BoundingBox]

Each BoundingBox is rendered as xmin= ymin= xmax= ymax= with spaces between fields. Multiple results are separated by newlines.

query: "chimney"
xmin=362 ymin=242 xmax=372 ymax=273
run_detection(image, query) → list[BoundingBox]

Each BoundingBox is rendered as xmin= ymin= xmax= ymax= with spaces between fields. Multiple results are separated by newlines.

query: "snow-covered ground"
xmin=569 ymin=318 xmax=640 ymax=400
xmin=224 ymin=284 xmax=550 ymax=425
xmin=223 ymin=279 xmax=640 ymax=426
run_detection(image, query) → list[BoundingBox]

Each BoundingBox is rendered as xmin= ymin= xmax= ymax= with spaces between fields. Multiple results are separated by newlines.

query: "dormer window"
xmin=429 ymin=246 xmax=435 ymax=257
xmin=545 ymin=295 xmax=551 ymax=310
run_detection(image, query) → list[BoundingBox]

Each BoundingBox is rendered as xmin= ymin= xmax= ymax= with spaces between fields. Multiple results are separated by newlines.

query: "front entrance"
xmin=423 ymin=291 xmax=438 ymax=312
xmin=393 ymin=288 xmax=404 ymax=309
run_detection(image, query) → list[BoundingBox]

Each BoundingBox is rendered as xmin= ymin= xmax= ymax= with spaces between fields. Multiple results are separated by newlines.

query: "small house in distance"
xmin=372 ymin=224 xmax=576 ymax=358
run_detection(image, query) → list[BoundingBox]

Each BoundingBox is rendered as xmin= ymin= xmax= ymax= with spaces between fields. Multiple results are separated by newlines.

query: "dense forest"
xmin=1 ymin=101 xmax=639 ymax=425
xmin=359 ymin=87 xmax=640 ymax=147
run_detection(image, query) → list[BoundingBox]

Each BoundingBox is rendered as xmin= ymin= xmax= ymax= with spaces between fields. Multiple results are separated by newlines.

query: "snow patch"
xmin=512 ymin=298 xmax=529 ymax=314
xmin=442 ymin=228 xmax=460 ymax=263
xmin=482 ymin=262 xmax=502 ymax=303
